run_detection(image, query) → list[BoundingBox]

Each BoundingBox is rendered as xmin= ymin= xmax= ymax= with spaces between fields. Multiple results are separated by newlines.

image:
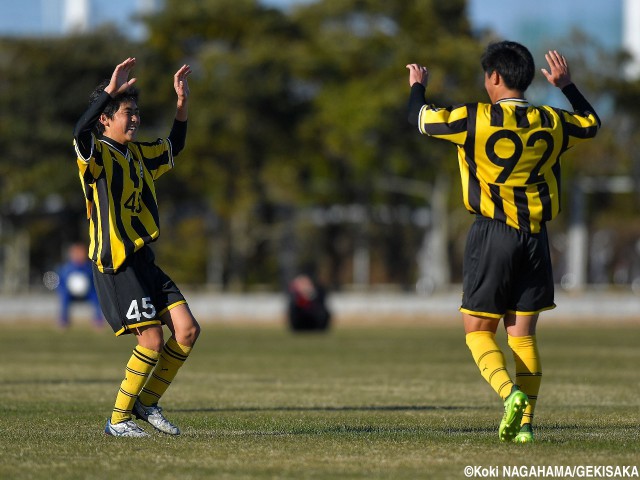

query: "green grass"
xmin=1 ymin=319 xmax=638 ymax=479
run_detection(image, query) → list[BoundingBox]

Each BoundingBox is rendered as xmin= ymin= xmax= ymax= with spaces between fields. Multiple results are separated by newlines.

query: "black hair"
xmin=89 ymin=79 xmax=139 ymax=134
xmin=480 ymin=41 xmax=535 ymax=92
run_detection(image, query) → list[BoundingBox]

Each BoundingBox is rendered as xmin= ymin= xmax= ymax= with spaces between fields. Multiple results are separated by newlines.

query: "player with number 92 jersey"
xmin=416 ymin=96 xmax=599 ymax=234
xmin=407 ymin=42 xmax=600 ymax=445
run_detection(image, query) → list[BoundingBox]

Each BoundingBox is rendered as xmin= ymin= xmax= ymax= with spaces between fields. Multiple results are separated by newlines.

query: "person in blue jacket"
xmin=57 ymin=242 xmax=103 ymax=328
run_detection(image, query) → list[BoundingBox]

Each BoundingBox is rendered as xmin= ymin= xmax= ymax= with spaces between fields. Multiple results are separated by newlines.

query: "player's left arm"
xmin=168 ymin=64 xmax=191 ymax=156
xmin=559 ymin=84 xmax=601 ymax=137
xmin=542 ymin=50 xmax=601 ymax=129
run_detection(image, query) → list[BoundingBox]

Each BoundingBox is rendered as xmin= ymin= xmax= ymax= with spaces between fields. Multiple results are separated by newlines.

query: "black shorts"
xmin=92 ymin=246 xmax=186 ymax=336
xmin=460 ymin=216 xmax=555 ymax=318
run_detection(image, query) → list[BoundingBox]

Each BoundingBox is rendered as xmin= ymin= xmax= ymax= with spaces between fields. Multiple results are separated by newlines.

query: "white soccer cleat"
xmin=133 ymin=399 xmax=181 ymax=435
xmin=104 ymin=418 xmax=149 ymax=437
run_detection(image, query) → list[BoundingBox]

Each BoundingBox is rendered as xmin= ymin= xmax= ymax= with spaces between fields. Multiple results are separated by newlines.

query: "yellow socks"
xmin=466 ymin=331 xmax=514 ymax=400
xmin=466 ymin=332 xmax=542 ymax=428
xmin=138 ymin=338 xmax=192 ymax=407
xmin=110 ymin=339 xmax=193 ymax=424
xmin=508 ymin=334 xmax=542 ymax=426
xmin=111 ymin=345 xmax=159 ymax=424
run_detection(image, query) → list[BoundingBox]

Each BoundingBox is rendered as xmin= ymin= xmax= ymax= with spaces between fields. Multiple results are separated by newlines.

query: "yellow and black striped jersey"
xmin=417 ymin=98 xmax=599 ymax=233
xmin=75 ymin=135 xmax=174 ymax=273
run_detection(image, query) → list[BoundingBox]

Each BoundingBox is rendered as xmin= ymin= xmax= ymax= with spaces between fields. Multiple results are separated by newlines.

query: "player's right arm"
xmin=406 ymin=62 xmax=468 ymax=145
xmin=73 ymin=92 xmax=110 ymax=160
xmin=74 ymin=58 xmax=138 ymax=160
xmin=406 ymin=63 xmax=429 ymax=126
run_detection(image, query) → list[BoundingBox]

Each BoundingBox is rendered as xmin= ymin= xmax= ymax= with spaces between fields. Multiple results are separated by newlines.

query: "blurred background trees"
xmin=0 ymin=0 xmax=637 ymax=293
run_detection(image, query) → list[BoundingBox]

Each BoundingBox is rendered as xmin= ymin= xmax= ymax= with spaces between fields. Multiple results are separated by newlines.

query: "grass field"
xmin=1 ymin=318 xmax=639 ymax=479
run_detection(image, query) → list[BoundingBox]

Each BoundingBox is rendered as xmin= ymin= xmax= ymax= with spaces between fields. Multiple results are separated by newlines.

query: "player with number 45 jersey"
xmin=74 ymin=57 xmax=200 ymax=437
xmin=407 ymin=42 xmax=600 ymax=444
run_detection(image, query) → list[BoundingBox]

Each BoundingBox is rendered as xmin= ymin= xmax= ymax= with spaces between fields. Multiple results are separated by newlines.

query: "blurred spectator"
xmin=57 ymin=243 xmax=103 ymax=329
xmin=287 ymin=274 xmax=331 ymax=331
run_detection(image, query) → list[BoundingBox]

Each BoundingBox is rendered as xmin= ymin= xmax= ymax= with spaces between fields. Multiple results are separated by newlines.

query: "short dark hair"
xmin=89 ymin=79 xmax=139 ymax=134
xmin=480 ymin=41 xmax=535 ymax=92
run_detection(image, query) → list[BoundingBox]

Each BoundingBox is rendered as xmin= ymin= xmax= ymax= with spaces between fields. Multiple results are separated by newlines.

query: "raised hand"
xmin=406 ymin=63 xmax=429 ymax=87
xmin=105 ymin=57 xmax=137 ymax=97
xmin=541 ymin=50 xmax=572 ymax=89
xmin=174 ymin=64 xmax=192 ymax=105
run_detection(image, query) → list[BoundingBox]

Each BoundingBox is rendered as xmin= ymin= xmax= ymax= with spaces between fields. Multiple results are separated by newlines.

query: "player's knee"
xmin=136 ymin=324 xmax=164 ymax=351
xmin=188 ymin=320 xmax=201 ymax=343
xmin=178 ymin=318 xmax=200 ymax=346
xmin=138 ymin=338 xmax=163 ymax=352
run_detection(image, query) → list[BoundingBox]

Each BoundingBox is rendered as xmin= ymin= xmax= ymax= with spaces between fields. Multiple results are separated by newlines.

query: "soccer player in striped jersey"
xmin=407 ymin=42 xmax=600 ymax=443
xmin=74 ymin=57 xmax=200 ymax=437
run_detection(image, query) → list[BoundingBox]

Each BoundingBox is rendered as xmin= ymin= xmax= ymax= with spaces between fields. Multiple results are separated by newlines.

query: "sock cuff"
xmin=465 ymin=330 xmax=495 ymax=346
xmin=135 ymin=345 xmax=160 ymax=361
xmin=507 ymin=334 xmax=536 ymax=349
xmin=164 ymin=337 xmax=192 ymax=362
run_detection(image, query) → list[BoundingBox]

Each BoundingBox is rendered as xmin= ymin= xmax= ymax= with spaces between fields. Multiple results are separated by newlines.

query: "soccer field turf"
xmin=1 ymin=320 xmax=638 ymax=479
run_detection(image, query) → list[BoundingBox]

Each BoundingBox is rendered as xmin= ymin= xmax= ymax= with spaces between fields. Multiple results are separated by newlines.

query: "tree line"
xmin=0 ymin=0 xmax=636 ymax=292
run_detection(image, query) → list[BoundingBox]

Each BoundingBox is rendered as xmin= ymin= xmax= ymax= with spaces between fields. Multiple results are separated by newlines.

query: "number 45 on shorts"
xmin=126 ymin=297 xmax=157 ymax=322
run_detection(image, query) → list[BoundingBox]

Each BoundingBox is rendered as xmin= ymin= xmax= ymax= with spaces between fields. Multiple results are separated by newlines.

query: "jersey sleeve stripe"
xmin=419 ymin=104 xmax=469 ymax=139
xmin=423 ymin=118 xmax=468 ymax=137
xmin=166 ymin=138 xmax=175 ymax=169
xmin=564 ymin=121 xmax=598 ymax=139
xmin=74 ymin=135 xmax=95 ymax=163
xmin=417 ymin=105 xmax=429 ymax=134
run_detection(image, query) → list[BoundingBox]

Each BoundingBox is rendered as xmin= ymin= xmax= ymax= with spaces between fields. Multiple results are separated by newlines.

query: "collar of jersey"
xmin=495 ymin=98 xmax=530 ymax=107
xmin=100 ymin=136 xmax=131 ymax=160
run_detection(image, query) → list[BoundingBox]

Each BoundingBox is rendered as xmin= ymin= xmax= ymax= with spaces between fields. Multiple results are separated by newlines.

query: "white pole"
xmin=623 ymin=0 xmax=640 ymax=79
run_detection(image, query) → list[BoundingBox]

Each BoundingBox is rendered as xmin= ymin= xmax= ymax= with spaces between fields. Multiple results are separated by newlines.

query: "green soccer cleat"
xmin=513 ymin=423 xmax=534 ymax=444
xmin=499 ymin=386 xmax=529 ymax=442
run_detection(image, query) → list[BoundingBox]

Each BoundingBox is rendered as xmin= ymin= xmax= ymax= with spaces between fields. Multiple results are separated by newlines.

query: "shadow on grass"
xmin=212 ymin=424 xmax=498 ymax=436
xmin=0 ymin=378 xmax=116 ymax=385
xmin=175 ymin=404 xmax=486 ymax=413
xmin=173 ymin=406 xmax=640 ymax=439
xmin=179 ymin=417 xmax=640 ymax=438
